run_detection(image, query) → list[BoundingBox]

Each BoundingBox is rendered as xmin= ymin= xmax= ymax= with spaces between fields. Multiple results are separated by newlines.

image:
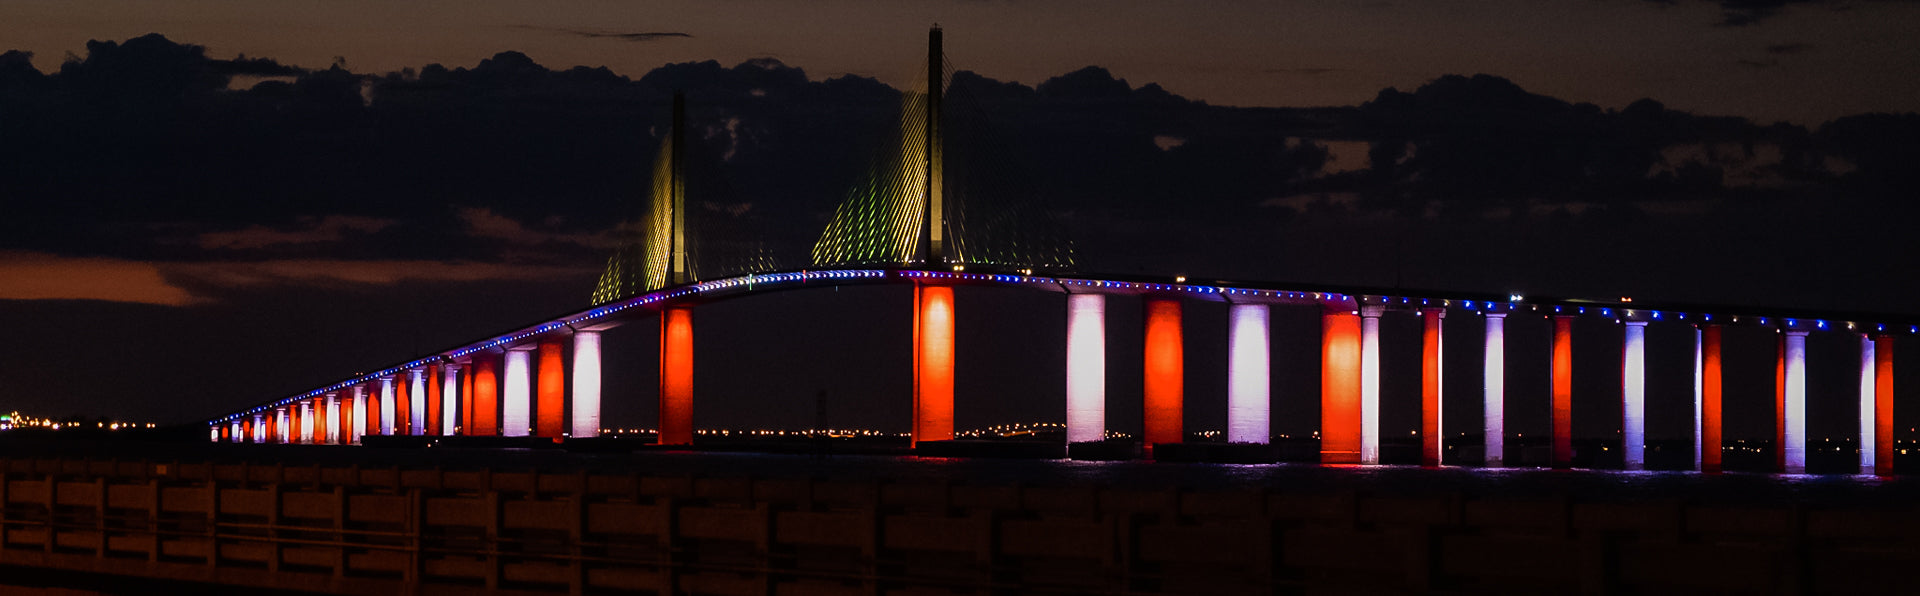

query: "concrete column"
xmin=349 ymin=385 xmax=366 ymax=443
xmin=1874 ymin=335 xmax=1895 ymax=476
xmin=911 ymin=287 xmax=954 ymax=447
xmin=253 ymin=414 xmax=265 ymax=444
xmin=503 ymin=346 xmax=534 ymax=437
xmin=1701 ymin=325 xmax=1724 ymax=472
xmin=276 ymin=408 xmax=289 ymax=443
xmin=537 ymin=340 xmax=567 ymax=440
xmin=379 ymin=376 xmax=397 ymax=436
xmin=1860 ymin=334 xmax=1876 ymax=475
xmin=1360 ymin=305 xmax=1384 ymax=464
xmin=441 ymin=363 xmax=460 ymax=436
xmin=660 ymin=307 xmax=696 ymax=445
xmin=300 ymin=401 xmax=314 ymax=444
xmin=1693 ymin=327 xmax=1704 ymax=471
xmin=425 ymin=366 xmax=442 ymax=437
xmin=408 ymin=368 xmax=428 ymax=436
xmin=325 ymin=393 xmax=340 ymax=445
xmin=1623 ymin=321 xmax=1648 ymax=470
xmin=1321 ymin=309 xmax=1363 ymax=463
xmin=1227 ymin=303 xmax=1271 ymax=444
xmin=1484 ymin=312 xmax=1507 ymax=467
xmin=1142 ymin=298 xmax=1184 ymax=456
xmin=472 ymin=357 xmax=499 ymax=436
xmin=1783 ymin=328 xmax=1810 ymax=473
xmin=1551 ymin=315 xmax=1574 ymax=469
xmin=1065 ymin=294 xmax=1107 ymax=444
xmin=1420 ymin=307 xmax=1445 ymax=466
xmin=571 ymin=331 xmax=602 ymax=439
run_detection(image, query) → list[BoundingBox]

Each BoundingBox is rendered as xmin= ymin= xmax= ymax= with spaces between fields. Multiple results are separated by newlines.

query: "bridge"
xmin=204 ymin=27 xmax=1911 ymax=476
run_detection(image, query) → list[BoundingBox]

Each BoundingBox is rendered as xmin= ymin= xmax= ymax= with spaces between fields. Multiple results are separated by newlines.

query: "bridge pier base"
xmin=1552 ymin=315 xmax=1574 ymax=469
xmin=660 ymin=308 xmax=695 ymax=445
xmin=1484 ymin=313 xmax=1506 ymax=467
xmin=1142 ymin=299 xmax=1183 ymax=457
xmin=1227 ymin=303 xmax=1270 ymax=444
xmin=1065 ymin=294 xmax=1106 ymax=444
xmin=573 ymin=330 xmax=602 ymax=440
xmin=1624 ymin=321 xmax=1648 ymax=470
xmin=503 ymin=347 xmax=534 ymax=437
xmin=1783 ymin=328 xmax=1810 ymax=473
xmin=1321 ymin=309 xmax=1362 ymax=464
xmin=1420 ymin=308 xmax=1445 ymax=467
xmin=912 ymin=287 xmax=954 ymax=447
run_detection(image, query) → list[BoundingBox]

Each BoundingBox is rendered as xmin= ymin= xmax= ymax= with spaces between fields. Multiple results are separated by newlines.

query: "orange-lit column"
xmin=1420 ymin=307 xmax=1446 ymax=466
xmin=395 ymin=372 xmax=413 ymax=436
xmin=312 ymin=397 xmax=328 ymax=445
xmin=1775 ymin=333 xmax=1787 ymax=472
xmin=472 ymin=357 xmax=500 ymax=436
xmin=1143 ymin=298 xmax=1185 ymax=456
xmin=1701 ymin=325 xmax=1724 ymax=472
xmin=1551 ymin=315 xmax=1574 ymax=469
xmin=660 ymin=307 xmax=696 ymax=445
xmin=425 ymin=365 xmax=443 ymax=437
xmin=340 ymin=392 xmax=355 ymax=445
xmin=911 ymin=286 xmax=954 ymax=447
xmin=459 ymin=360 xmax=476 ymax=436
xmin=1321 ymin=308 xmax=1363 ymax=463
xmin=1875 ymin=335 xmax=1895 ymax=476
xmin=242 ymin=418 xmax=254 ymax=444
xmin=537 ymin=340 xmax=567 ymax=441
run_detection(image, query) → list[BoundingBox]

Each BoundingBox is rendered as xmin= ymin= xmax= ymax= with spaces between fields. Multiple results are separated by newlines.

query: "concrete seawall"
xmin=0 ymin=456 xmax=1915 ymax=594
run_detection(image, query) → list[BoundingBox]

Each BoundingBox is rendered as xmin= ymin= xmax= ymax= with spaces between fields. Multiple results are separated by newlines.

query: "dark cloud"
xmin=1738 ymin=58 xmax=1780 ymax=68
xmin=1641 ymin=0 xmax=1830 ymax=27
xmin=1765 ymin=42 xmax=1815 ymax=54
xmin=514 ymin=25 xmax=692 ymax=42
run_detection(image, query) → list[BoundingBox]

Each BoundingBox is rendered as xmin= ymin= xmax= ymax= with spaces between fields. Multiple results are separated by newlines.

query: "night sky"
xmin=3 ymin=0 xmax=1918 ymax=445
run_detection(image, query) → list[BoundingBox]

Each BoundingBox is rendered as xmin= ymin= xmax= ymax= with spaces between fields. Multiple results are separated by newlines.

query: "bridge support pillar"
xmin=1484 ymin=312 xmax=1506 ymax=467
xmin=274 ymin=408 xmax=286 ymax=443
xmin=408 ymin=368 xmax=427 ymax=436
xmin=1773 ymin=334 xmax=1786 ymax=472
xmin=325 ymin=393 xmax=340 ymax=444
xmin=1783 ymin=328 xmax=1810 ymax=473
xmin=1552 ymin=315 xmax=1574 ymax=469
xmin=1065 ymin=294 xmax=1106 ymax=444
xmin=1623 ymin=321 xmax=1648 ymax=470
xmin=341 ymin=389 xmax=356 ymax=445
xmin=1361 ymin=305 xmax=1383 ymax=464
xmin=573 ymin=331 xmax=603 ymax=439
xmin=441 ymin=363 xmax=460 ymax=436
xmin=1143 ymin=298 xmax=1184 ymax=456
xmin=1420 ymin=307 xmax=1445 ymax=467
xmin=426 ymin=366 xmax=443 ymax=437
xmin=473 ymin=356 xmax=499 ymax=436
xmin=316 ymin=395 xmax=331 ymax=445
xmin=1227 ymin=303 xmax=1270 ymax=444
xmin=1872 ymin=335 xmax=1894 ymax=475
xmin=503 ymin=347 xmax=535 ymax=437
xmin=1321 ymin=309 xmax=1363 ymax=464
xmin=253 ymin=414 xmax=264 ymax=444
xmin=537 ymin=340 xmax=567 ymax=441
xmin=1860 ymin=335 xmax=1877 ymax=474
xmin=376 ymin=377 xmax=393 ymax=436
xmin=660 ymin=307 xmax=696 ymax=445
xmin=300 ymin=400 xmax=314 ymax=444
xmin=912 ymin=287 xmax=954 ymax=447
xmin=1700 ymin=325 xmax=1723 ymax=472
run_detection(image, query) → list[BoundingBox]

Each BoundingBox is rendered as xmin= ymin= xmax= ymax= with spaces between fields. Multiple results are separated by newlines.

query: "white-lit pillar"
xmin=276 ymin=408 xmax=289 ymax=443
xmin=1483 ymin=312 xmax=1506 ymax=467
xmin=1065 ymin=294 xmax=1107 ymax=444
xmin=1784 ymin=328 xmax=1810 ymax=473
xmin=300 ymin=401 xmax=314 ymax=444
xmin=325 ymin=393 xmax=340 ymax=445
xmin=1860 ymin=334 xmax=1877 ymax=475
xmin=1693 ymin=327 xmax=1704 ymax=471
xmin=1228 ymin=303 xmax=1271 ymax=444
xmin=379 ymin=376 xmax=397 ymax=436
xmin=1361 ymin=304 xmax=1384 ymax=464
xmin=442 ymin=363 xmax=461 ymax=436
xmin=1623 ymin=321 xmax=1648 ymax=470
xmin=503 ymin=346 xmax=534 ymax=437
xmin=253 ymin=414 xmax=265 ymax=443
xmin=571 ymin=331 xmax=602 ymax=439
xmin=408 ymin=368 xmax=427 ymax=436
xmin=351 ymin=385 xmax=367 ymax=444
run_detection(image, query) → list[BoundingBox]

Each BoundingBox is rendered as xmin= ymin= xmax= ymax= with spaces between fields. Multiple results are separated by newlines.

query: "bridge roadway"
xmin=207 ymin=267 xmax=1913 ymax=475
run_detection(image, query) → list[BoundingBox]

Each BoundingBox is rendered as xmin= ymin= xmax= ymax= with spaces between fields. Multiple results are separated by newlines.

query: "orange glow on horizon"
xmin=660 ymin=307 xmax=695 ymax=445
xmin=1321 ymin=311 xmax=1362 ymax=463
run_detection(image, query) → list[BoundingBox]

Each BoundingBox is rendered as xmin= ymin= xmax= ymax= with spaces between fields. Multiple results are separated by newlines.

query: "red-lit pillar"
xmin=396 ymin=372 xmax=413 ymax=436
xmin=1143 ymin=298 xmax=1184 ymax=456
xmin=660 ymin=307 xmax=696 ymax=446
xmin=459 ymin=359 xmax=476 ymax=436
xmin=911 ymin=286 xmax=954 ymax=447
xmin=472 ymin=356 xmax=500 ymax=436
xmin=1420 ymin=307 xmax=1446 ymax=467
xmin=1701 ymin=325 xmax=1724 ymax=472
xmin=1551 ymin=315 xmax=1574 ymax=469
xmin=1775 ymin=332 xmax=1787 ymax=472
xmin=1321 ymin=308 xmax=1363 ymax=464
xmin=537 ymin=340 xmax=567 ymax=441
xmin=312 ymin=397 xmax=328 ymax=445
xmin=340 ymin=391 xmax=355 ymax=445
xmin=1875 ymin=335 xmax=1895 ymax=476
xmin=242 ymin=418 xmax=254 ymax=444
xmin=426 ymin=365 xmax=443 ymax=437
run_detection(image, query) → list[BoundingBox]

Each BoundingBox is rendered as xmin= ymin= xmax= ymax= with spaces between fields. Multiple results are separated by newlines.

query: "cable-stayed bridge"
xmin=206 ymin=27 xmax=1915 ymax=477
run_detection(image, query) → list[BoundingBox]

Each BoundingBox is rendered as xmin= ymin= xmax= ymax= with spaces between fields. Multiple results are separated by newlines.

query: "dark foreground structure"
xmin=2 ymin=446 xmax=1919 ymax=594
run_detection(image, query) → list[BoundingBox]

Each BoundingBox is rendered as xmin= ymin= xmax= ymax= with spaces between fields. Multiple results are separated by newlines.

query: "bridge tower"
xmin=924 ymin=26 xmax=945 ymax=266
